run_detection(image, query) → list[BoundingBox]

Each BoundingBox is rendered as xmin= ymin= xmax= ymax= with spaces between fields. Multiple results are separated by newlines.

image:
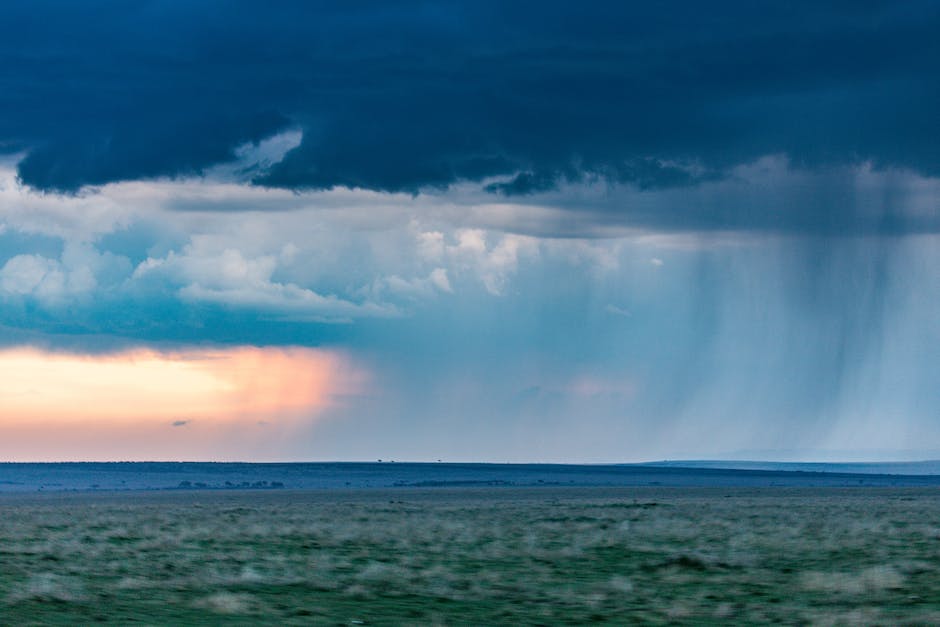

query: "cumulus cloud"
xmin=134 ymin=244 xmax=397 ymax=322
xmin=415 ymin=230 xmax=446 ymax=262
xmin=364 ymin=268 xmax=453 ymax=302
xmin=0 ymin=150 xmax=936 ymax=352
xmin=0 ymin=243 xmax=131 ymax=305
xmin=444 ymin=230 xmax=539 ymax=295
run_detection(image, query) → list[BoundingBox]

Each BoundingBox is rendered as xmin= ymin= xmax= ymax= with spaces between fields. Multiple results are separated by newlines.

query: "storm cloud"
xmin=0 ymin=1 xmax=937 ymax=234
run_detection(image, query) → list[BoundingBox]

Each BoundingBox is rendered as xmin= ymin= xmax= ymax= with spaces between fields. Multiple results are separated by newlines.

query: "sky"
xmin=0 ymin=1 xmax=937 ymax=462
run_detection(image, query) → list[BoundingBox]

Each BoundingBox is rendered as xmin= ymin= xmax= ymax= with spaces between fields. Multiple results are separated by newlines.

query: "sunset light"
xmin=0 ymin=346 xmax=363 ymax=460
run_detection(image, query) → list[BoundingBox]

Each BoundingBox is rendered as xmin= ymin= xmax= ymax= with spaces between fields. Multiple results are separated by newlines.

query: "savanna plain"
xmin=1 ymin=487 xmax=939 ymax=625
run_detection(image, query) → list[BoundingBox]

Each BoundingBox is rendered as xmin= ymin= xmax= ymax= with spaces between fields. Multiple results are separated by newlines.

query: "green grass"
xmin=2 ymin=487 xmax=940 ymax=624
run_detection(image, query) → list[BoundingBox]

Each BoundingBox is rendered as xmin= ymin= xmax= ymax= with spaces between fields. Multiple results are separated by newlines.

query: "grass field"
xmin=2 ymin=487 xmax=940 ymax=624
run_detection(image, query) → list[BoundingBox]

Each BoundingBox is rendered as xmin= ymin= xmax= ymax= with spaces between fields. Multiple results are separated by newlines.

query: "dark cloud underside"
xmin=0 ymin=1 xmax=936 ymax=199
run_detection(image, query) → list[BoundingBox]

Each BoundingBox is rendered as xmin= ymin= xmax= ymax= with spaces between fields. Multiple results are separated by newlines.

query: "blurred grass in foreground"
xmin=1 ymin=487 xmax=939 ymax=624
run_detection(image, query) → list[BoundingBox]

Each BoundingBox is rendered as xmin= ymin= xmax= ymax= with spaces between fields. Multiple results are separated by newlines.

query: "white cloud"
xmin=429 ymin=267 xmax=452 ymax=293
xmin=0 ymin=168 xmax=132 ymax=241
xmin=134 ymin=242 xmax=396 ymax=321
xmin=415 ymin=230 xmax=445 ymax=262
xmin=3 ymin=153 xmax=929 ymax=324
xmin=178 ymin=283 xmax=396 ymax=322
xmin=0 ymin=243 xmax=131 ymax=305
xmin=364 ymin=267 xmax=453 ymax=302
xmin=0 ymin=254 xmax=62 ymax=296
xmin=445 ymin=229 xmax=538 ymax=295
xmin=205 ymin=129 xmax=304 ymax=182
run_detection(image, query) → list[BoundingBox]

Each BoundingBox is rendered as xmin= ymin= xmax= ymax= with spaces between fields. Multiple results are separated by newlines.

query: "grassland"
xmin=2 ymin=487 xmax=940 ymax=624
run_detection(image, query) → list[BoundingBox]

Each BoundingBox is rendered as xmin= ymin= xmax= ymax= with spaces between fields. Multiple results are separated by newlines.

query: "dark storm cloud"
xmin=1 ymin=1 xmax=938 ymax=231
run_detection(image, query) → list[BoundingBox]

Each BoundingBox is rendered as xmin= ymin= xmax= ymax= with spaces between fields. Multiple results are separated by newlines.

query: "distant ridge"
xmin=3 ymin=461 xmax=940 ymax=493
xmin=640 ymin=460 xmax=940 ymax=476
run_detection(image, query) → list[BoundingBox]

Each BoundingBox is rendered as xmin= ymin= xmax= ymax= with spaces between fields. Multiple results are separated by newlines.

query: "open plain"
xmin=3 ymin=485 xmax=940 ymax=624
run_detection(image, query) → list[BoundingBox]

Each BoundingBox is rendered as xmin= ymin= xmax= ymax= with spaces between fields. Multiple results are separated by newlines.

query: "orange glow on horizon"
xmin=0 ymin=346 xmax=365 ymax=461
